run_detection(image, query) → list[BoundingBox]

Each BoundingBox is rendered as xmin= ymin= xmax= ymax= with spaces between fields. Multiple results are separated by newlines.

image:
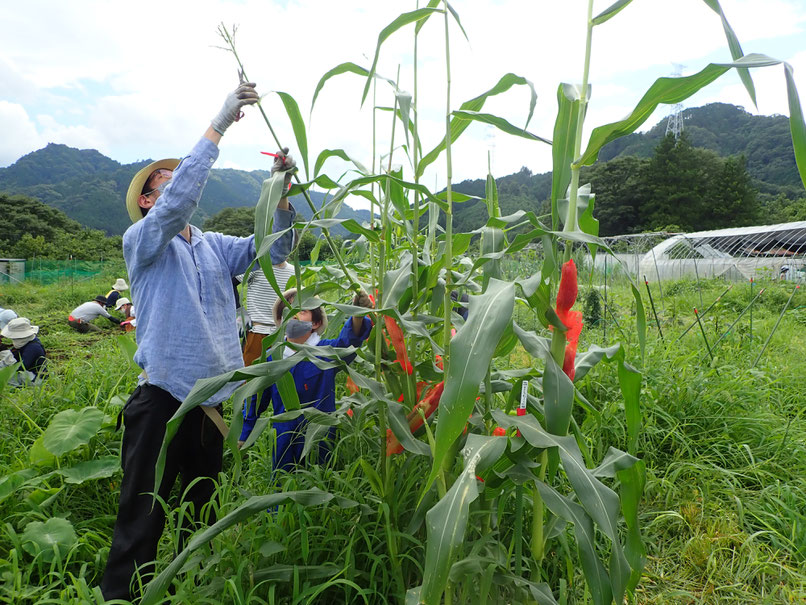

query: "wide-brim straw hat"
xmin=125 ymin=158 xmax=180 ymax=223
xmin=115 ymin=297 xmax=131 ymax=310
xmin=113 ymin=278 xmax=129 ymax=291
xmin=272 ymin=288 xmax=327 ymax=335
xmin=1 ymin=317 xmax=39 ymax=339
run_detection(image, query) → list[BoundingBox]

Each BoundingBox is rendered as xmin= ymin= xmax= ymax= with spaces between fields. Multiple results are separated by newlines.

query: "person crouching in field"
xmin=239 ymin=289 xmax=373 ymax=470
xmin=99 ymin=79 xmax=298 ymax=602
xmin=115 ymin=297 xmax=136 ymax=331
xmin=68 ymin=295 xmax=123 ymax=332
xmin=0 ymin=317 xmax=47 ymax=386
xmin=105 ymin=278 xmax=129 ymax=310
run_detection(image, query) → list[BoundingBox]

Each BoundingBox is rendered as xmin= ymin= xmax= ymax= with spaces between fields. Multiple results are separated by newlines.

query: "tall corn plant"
xmin=146 ymin=1 xmax=806 ymax=603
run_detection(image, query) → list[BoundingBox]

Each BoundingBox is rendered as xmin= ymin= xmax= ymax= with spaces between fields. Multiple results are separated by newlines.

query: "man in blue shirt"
xmin=100 ymin=81 xmax=297 ymax=601
xmin=239 ymin=288 xmax=373 ymax=470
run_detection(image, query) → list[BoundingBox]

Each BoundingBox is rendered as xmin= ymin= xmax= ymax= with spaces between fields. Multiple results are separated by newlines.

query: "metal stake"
xmin=674 ymin=284 xmax=732 ymax=343
xmin=694 ymin=307 xmax=718 ymax=374
xmin=644 ymin=275 xmax=664 ymax=342
xmin=712 ymin=288 xmax=766 ymax=351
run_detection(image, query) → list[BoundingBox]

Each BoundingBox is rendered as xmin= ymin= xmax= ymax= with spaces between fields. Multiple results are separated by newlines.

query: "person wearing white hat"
xmin=105 ymin=278 xmax=129 ymax=309
xmin=0 ymin=306 xmax=18 ymax=331
xmin=100 ymin=79 xmax=298 ymax=602
xmin=0 ymin=317 xmax=47 ymax=382
xmin=68 ymin=295 xmax=121 ymax=332
xmin=114 ymin=297 xmax=136 ymax=331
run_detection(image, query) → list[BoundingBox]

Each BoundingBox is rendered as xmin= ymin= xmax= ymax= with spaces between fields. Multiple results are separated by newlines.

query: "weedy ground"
xmin=1 ymin=268 xmax=805 ymax=604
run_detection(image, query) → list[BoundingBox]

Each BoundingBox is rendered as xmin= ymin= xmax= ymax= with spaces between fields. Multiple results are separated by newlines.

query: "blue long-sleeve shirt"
xmin=240 ymin=317 xmax=372 ymax=441
xmin=123 ymin=137 xmax=295 ymax=406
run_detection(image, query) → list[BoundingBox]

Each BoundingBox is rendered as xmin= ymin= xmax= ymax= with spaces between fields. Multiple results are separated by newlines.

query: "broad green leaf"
xmin=0 ymin=468 xmax=39 ymax=505
xmin=0 ymin=362 xmax=20 ymax=397
xmin=116 ymin=334 xmax=137 ymax=366
xmin=784 ymin=63 xmax=806 ymax=189
xmin=21 ymin=517 xmax=77 ymax=563
xmin=577 ymin=54 xmax=783 ymax=167
xmin=592 ymin=0 xmax=634 ymax=25
xmin=573 ymin=343 xmax=623 ymax=383
xmin=29 ymin=435 xmax=57 ymax=467
xmin=418 ymin=73 xmax=538 ymax=179
xmin=419 ymin=435 xmax=507 ymax=604
xmin=141 ymin=489 xmax=333 ymax=605
xmin=551 ymin=83 xmax=588 ymax=231
xmin=592 ymin=446 xmax=640 ymax=479
xmin=313 ymin=148 xmax=368 ymax=178
xmin=274 ymin=91 xmax=309 ymax=180
xmin=42 ymin=407 xmax=103 ymax=457
xmin=384 ymin=254 xmax=414 ymax=308
xmin=361 ymin=8 xmax=443 ymax=106
xmin=58 ymin=456 xmax=120 ymax=484
xmin=445 ymin=2 xmax=469 ymax=41
xmin=701 ymin=0 xmax=756 ymax=106
xmin=451 ymin=110 xmax=551 ymax=144
xmin=414 ymin=0 xmax=441 ymax=34
xmin=426 ymin=280 xmax=514 ymax=492
xmin=618 ymin=360 xmax=642 ymax=455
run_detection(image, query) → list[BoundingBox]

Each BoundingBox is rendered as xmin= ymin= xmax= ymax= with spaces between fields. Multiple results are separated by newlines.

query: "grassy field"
xmin=1 ymin=269 xmax=805 ymax=603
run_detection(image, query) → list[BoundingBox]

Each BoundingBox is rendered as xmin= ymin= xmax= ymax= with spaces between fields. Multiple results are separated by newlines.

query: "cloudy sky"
xmin=2 ymin=0 xmax=805 ymax=197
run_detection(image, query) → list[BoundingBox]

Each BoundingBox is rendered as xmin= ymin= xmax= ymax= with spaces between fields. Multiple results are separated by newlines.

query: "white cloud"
xmin=0 ymin=102 xmax=41 ymax=165
xmin=1 ymin=0 xmax=803 ymax=187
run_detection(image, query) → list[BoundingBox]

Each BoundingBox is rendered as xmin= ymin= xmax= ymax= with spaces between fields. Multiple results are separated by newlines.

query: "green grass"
xmin=1 ymin=272 xmax=805 ymax=603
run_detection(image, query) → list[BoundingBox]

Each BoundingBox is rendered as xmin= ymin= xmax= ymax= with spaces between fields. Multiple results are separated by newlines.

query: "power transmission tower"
xmin=665 ymin=64 xmax=685 ymax=140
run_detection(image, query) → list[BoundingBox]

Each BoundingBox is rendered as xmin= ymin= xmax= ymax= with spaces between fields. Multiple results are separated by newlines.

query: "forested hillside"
xmin=0 ymin=146 xmax=371 ymax=237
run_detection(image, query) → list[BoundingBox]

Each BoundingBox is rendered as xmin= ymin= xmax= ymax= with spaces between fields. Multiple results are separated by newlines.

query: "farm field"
xmin=1 ymin=269 xmax=805 ymax=604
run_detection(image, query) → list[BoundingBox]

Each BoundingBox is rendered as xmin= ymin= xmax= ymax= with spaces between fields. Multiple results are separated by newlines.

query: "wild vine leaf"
xmin=21 ymin=517 xmax=77 ymax=563
xmin=42 ymin=407 xmax=103 ymax=457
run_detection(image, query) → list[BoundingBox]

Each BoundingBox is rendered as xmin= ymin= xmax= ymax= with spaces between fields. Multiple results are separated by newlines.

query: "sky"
xmin=2 ymin=0 xmax=805 ymax=204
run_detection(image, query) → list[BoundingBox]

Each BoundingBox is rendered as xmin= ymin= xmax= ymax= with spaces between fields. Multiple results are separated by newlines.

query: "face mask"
xmin=286 ymin=319 xmax=313 ymax=339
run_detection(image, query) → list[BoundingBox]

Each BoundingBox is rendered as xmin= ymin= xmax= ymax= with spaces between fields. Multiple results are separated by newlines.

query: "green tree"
xmin=580 ymin=155 xmax=648 ymax=236
xmin=202 ymin=207 xmax=255 ymax=236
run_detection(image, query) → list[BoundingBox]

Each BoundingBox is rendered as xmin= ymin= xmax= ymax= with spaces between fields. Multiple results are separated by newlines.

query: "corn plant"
xmin=147 ymin=1 xmax=806 ymax=603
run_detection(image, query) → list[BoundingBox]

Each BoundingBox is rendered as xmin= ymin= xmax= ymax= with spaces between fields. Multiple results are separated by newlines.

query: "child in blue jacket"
xmin=240 ymin=288 xmax=373 ymax=470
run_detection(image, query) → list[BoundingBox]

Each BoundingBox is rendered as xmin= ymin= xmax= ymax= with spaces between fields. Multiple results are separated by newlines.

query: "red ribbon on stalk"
xmin=555 ymin=259 xmax=583 ymax=381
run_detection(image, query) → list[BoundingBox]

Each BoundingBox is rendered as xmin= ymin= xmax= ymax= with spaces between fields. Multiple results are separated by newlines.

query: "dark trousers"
xmin=100 ymin=384 xmax=223 ymax=601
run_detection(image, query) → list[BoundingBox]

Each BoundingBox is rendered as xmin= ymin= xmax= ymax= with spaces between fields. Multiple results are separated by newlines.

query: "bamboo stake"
xmin=752 ymin=285 xmax=799 ymax=368
xmin=694 ymin=307 xmax=718 ymax=374
xmin=643 ymin=276 xmax=664 ymax=342
xmin=711 ymin=288 xmax=765 ymax=351
xmin=674 ymin=284 xmax=732 ymax=343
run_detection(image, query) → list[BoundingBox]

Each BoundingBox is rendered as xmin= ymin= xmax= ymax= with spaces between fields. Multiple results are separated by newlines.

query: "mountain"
xmin=597 ymin=102 xmax=801 ymax=195
xmin=0 ymin=144 xmax=371 ymax=237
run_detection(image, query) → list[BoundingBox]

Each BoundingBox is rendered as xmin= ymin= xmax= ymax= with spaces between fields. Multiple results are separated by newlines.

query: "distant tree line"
xmin=0 ymin=192 xmax=122 ymax=260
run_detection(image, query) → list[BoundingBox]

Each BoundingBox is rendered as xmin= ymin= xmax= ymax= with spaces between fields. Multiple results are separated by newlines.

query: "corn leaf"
xmin=542 ymin=350 xmax=574 ymax=436
xmin=415 ymin=0 xmax=442 ymax=34
xmin=361 ymin=8 xmax=443 ymax=106
xmin=701 ymin=0 xmax=756 ymax=107
xmin=417 ymin=73 xmax=538 ymax=179
xmin=274 ymin=91 xmax=309 ymax=180
xmin=592 ymin=0 xmax=634 ymax=25
xmin=425 ymin=279 xmax=514 ymax=493
xmin=577 ymin=54 xmax=784 ymax=167
xmin=451 ymin=110 xmax=551 ymax=143
xmin=618 ymin=460 xmax=647 ymax=595
xmin=784 ymin=63 xmax=806 ymax=189
xmin=313 ymin=148 xmax=369 ymax=178
xmin=311 ymin=62 xmax=397 ymax=113
xmin=141 ymin=489 xmax=334 ymax=605
xmin=417 ymin=435 xmax=507 ymax=603
xmin=551 ymin=84 xmax=588 ymax=231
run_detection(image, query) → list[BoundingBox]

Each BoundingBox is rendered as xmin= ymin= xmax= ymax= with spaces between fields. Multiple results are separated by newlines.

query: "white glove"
xmin=211 ymin=82 xmax=259 ymax=135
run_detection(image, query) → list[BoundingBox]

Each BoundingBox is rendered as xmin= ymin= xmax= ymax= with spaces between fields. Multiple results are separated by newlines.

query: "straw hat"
xmin=112 ymin=278 xmax=129 ymax=291
xmin=115 ymin=297 xmax=131 ymax=311
xmin=272 ymin=288 xmax=328 ymax=335
xmin=125 ymin=158 xmax=180 ymax=223
xmin=1 ymin=317 xmax=39 ymax=339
